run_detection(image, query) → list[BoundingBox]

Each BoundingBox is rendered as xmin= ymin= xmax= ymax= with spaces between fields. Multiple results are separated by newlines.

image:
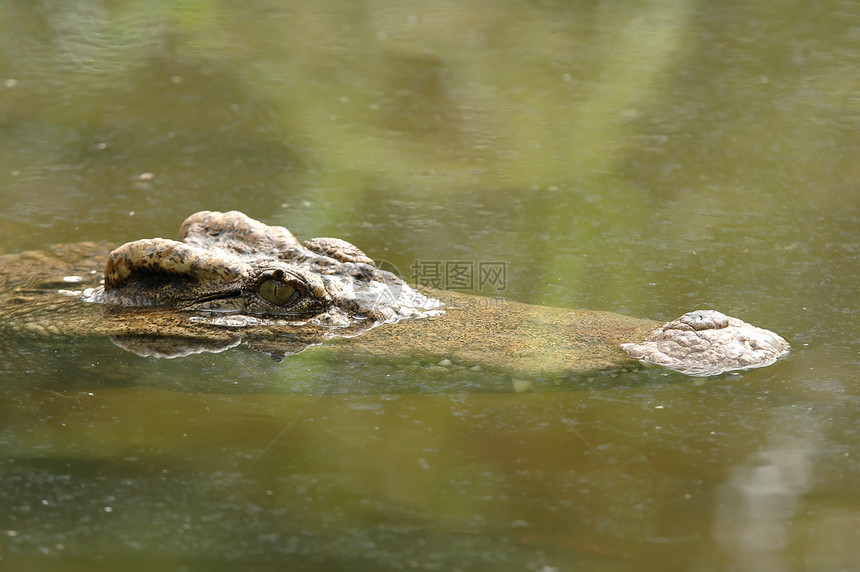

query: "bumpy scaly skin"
xmin=622 ymin=310 xmax=789 ymax=376
xmin=2 ymin=211 xmax=788 ymax=374
xmin=90 ymin=211 xmax=441 ymax=324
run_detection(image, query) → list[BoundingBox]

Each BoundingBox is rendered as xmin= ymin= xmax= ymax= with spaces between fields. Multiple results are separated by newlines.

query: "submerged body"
xmin=0 ymin=211 xmax=789 ymax=376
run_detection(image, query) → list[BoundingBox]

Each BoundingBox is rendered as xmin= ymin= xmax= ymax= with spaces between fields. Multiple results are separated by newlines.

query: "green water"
xmin=1 ymin=1 xmax=858 ymax=570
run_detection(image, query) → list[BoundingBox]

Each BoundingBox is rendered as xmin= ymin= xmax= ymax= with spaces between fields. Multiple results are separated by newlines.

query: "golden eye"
xmin=259 ymin=278 xmax=297 ymax=306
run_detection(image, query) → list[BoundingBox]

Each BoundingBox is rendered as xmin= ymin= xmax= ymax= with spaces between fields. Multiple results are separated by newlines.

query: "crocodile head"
xmin=83 ymin=211 xmax=442 ymax=358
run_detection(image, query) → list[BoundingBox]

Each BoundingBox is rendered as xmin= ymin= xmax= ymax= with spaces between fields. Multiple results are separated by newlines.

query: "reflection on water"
xmin=0 ymin=0 xmax=858 ymax=569
xmin=714 ymin=408 xmax=818 ymax=571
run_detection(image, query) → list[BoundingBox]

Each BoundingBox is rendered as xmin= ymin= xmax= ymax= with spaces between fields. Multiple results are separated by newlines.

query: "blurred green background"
xmin=0 ymin=0 xmax=858 ymax=570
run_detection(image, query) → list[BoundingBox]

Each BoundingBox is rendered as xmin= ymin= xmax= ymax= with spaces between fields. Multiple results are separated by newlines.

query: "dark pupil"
xmin=259 ymin=278 xmax=297 ymax=306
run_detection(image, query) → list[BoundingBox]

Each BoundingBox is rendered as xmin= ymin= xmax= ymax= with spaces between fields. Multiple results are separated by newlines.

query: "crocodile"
xmin=0 ymin=210 xmax=789 ymax=377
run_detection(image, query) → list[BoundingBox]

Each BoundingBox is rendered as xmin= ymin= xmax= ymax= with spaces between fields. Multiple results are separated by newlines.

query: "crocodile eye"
xmin=259 ymin=278 xmax=298 ymax=307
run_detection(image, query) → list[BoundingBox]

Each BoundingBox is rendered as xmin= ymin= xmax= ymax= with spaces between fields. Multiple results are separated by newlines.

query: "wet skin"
xmin=0 ymin=211 xmax=789 ymax=376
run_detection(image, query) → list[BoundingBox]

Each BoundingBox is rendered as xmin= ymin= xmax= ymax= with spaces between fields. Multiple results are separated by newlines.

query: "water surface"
xmin=0 ymin=1 xmax=858 ymax=570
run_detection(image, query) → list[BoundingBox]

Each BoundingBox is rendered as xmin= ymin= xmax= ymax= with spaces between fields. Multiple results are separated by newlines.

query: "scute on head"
xmin=101 ymin=238 xmax=249 ymax=307
xmin=179 ymin=210 xmax=303 ymax=257
xmin=104 ymin=239 xmax=246 ymax=290
xmin=303 ymin=237 xmax=375 ymax=265
xmin=94 ymin=210 xmax=444 ymax=323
